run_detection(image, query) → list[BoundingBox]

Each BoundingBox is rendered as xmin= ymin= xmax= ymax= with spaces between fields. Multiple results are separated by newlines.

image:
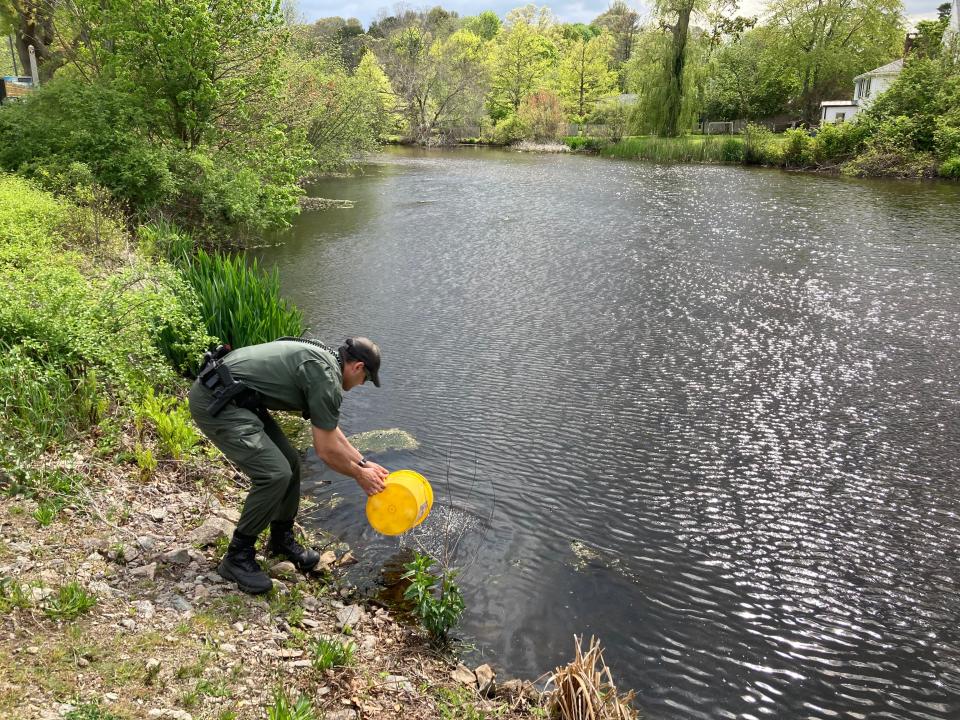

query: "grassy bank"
xmin=598 ymin=135 xmax=752 ymax=164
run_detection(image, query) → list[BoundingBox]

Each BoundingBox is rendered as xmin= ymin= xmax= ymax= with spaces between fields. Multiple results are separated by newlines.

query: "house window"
xmin=836 ymin=113 xmax=846 ymax=123
xmin=856 ymin=81 xmax=862 ymax=99
xmin=864 ymin=77 xmax=872 ymax=98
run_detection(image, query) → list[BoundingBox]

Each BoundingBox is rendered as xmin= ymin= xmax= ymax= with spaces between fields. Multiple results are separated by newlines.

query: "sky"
xmin=293 ymin=0 xmax=948 ymax=30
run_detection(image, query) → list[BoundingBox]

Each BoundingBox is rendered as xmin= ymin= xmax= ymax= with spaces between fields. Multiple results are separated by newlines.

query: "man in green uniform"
xmin=189 ymin=337 xmax=389 ymax=594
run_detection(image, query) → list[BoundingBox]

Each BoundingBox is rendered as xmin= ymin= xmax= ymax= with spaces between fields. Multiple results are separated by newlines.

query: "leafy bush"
xmin=64 ymin=702 xmax=124 ymax=720
xmin=402 ymin=552 xmax=465 ymax=643
xmin=781 ymin=128 xmax=816 ymax=168
xmin=488 ymin=114 xmax=530 ymax=145
xmin=135 ymin=390 xmax=200 ymax=460
xmin=564 ymin=136 xmax=607 ymax=152
xmin=842 ymin=117 xmax=939 ymax=178
xmin=182 ymin=249 xmax=304 ymax=348
xmin=814 ymin=121 xmax=870 ymax=163
xmin=137 ymin=221 xmax=197 ymax=265
xmin=0 ymin=577 xmax=33 ymax=613
xmin=518 ymin=90 xmax=567 ymax=142
xmin=309 ymin=637 xmax=356 ymax=671
xmin=741 ymin=124 xmax=778 ymax=165
xmin=939 ymin=156 xmax=960 ymax=178
xmin=0 ymin=78 xmax=177 ymax=211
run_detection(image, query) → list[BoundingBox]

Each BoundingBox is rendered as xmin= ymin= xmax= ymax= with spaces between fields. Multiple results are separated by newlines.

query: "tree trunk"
xmin=11 ymin=1 xmax=59 ymax=80
xmin=662 ymin=4 xmax=692 ymax=137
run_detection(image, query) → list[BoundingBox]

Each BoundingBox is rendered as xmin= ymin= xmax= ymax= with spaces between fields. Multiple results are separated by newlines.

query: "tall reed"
xmin=602 ymin=135 xmax=745 ymax=164
xmin=181 ymin=249 xmax=303 ymax=349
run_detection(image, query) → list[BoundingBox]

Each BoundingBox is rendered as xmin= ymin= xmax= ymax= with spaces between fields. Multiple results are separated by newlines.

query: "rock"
xmin=161 ymin=548 xmax=191 ymax=565
xmin=336 ymin=551 xmax=357 ymax=566
xmin=120 ymin=618 xmax=136 ymax=631
xmin=318 ymin=551 xmax=337 ymax=570
xmin=193 ymin=585 xmax=209 ymax=601
xmin=188 ymin=517 xmax=235 ymax=547
xmin=325 ymin=711 xmax=358 ymax=720
xmin=475 ymin=664 xmax=496 ymax=696
xmin=302 ymin=595 xmax=320 ymax=612
xmin=145 ymin=658 xmax=161 ymax=684
xmin=80 ymin=537 xmax=109 ymax=552
xmin=77 ymin=657 xmax=90 ymax=668
xmin=147 ymin=508 xmax=167 ymax=522
xmin=104 ymin=692 xmax=118 ymax=702
xmin=220 ymin=643 xmax=236 ymax=654
xmin=169 ymin=595 xmax=192 ymax=613
xmin=336 ymin=604 xmax=363 ymax=629
xmin=275 ymin=648 xmax=302 ymax=659
xmin=383 ymin=675 xmax=413 ymax=693
xmin=131 ymin=563 xmax=157 ymax=580
xmin=135 ymin=600 xmax=156 ymax=619
xmin=269 ymin=561 xmax=297 ymax=579
xmin=26 ymin=646 xmax=39 ymax=655
xmin=232 ymin=622 xmax=245 ymax=633
xmin=300 ymin=618 xmax=319 ymax=629
xmin=88 ymin=580 xmax=114 ymax=598
xmin=452 ymin=664 xmax=477 ymax=687
xmin=30 ymin=586 xmax=53 ymax=603
xmin=208 ymin=500 xmax=241 ymax=525
xmin=136 ymin=536 xmax=157 ymax=552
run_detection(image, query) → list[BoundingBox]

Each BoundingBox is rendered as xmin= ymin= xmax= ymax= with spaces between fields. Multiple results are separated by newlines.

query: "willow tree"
xmin=652 ymin=0 xmax=706 ymax=136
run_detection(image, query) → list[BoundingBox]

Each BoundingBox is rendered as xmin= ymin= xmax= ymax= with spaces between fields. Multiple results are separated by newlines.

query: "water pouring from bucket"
xmin=366 ymin=469 xmax=434 ymax=535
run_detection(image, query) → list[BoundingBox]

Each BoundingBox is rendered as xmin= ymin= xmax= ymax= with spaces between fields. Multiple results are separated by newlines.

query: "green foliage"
xmin=0 ymin=79 xmax=177 ymax=211
xmin=813 ymin=121 xmax=870 ymax=163
xmin=45 ymin=582 xmax=97 ymax=620
xmin=518 ymin=90 xmax=567 ymax=141
xmin=555 ymin=34 xmax=618 ymax=124
xmin=564 ymin=136 xmax=607 ymax=151
xmin=602 ymin=134 xmax=745 ymax=163
xmin=402 ymin=552 xmax=465 ymax=643
xmin=64 ymin=703 xmax=123 ymax=720
xmin=266 ymin=690 xmax=317 ymax=720
xmin=0 ymin=577 xmax=33 ymax=613
xmin=488 ymin=18 xmax=557 ymax=120
xmin=181 ymin=249 xmax=303 ymax=349
xmin=842 ymin=116 xmax=939 ymax=177
xmin=488 ymin=114 xmax=531 ymax=145
xmin=309 ymin=636 xmax=356 ymax=671
xmin=436 ymin=686 xmax=486 ymax=720
xmin=781 ymin=128 xmax=816 ymax=167
xmin=741 ymin=124 xmax=780 ymax=165
xmin=135 ymin=390 xmax=200 ymax=460
xmin=137 ymin=221 xmax=197 ymax=265
xmin=939 ymin=156 xmax=960 ymax=178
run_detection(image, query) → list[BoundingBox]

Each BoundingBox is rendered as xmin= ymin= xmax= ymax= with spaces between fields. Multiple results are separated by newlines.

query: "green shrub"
xmin=309 ymin=636 xmax=355 ymax=671
xmin=135 ymin=390 xmax=200 ymax=460
xmin=137 ymin=221 xmax=196 ymax=265
xmin=0 ymin=577 xmax=33 ymax=613
xmin=64 ymin=702 xmax=124 ymax=720
xmin=0 ymin=79 xmax=177 ymax=211
xmin=781 ymin=128 xmax=816 ymax=168
xmin=488 ymin=115 xmax=530 ymax=145
xmin=814 ymin=121 xmax=870 ymax=163
xmin=939 ymin=156 xmax=960 ymax=178
xmin=402 ymin=552 xmax=465 ymax=643
xmin=182 ymin=249 xmax=303 ymax=349
xmin=564 ymin=136 xmax=607 ymax=152
xmin=741 ymin=124 xmax=778 ymax=165
xmin=45 ymin=582 xmax=97 ymax=620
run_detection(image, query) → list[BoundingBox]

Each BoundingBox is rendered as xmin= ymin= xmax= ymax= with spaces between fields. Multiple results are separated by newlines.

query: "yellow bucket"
xmin=365 ymin=469 xmax=433 ymax=536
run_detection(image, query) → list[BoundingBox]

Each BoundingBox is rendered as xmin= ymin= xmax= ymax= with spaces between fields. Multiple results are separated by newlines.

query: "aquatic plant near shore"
xmin=546 ymin=635 xmax=637 ymax=720
xmin=402 ymin=551 xmax=465 ymax=643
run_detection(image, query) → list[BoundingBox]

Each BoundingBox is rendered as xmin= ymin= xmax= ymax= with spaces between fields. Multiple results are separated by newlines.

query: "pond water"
xmin=260 ymin=148 xmax=960 ymax=719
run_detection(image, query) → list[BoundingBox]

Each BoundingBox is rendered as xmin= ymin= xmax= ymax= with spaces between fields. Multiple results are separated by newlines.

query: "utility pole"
xmin=6 ymin=35 xmax=17 ymax=76
xmin=28 ymin=44 xmax=38 ymax=85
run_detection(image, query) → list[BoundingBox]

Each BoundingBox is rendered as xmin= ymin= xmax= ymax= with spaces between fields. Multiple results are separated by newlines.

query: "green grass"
xmin=266 ymin=690 xmax=317 ymax=720
xmin=64 ymin=703 xmax=124 ymax=720
xmin=602 ymin=134 xmax=748 ymax=163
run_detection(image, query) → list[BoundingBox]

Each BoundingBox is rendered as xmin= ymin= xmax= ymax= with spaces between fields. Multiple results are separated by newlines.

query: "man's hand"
xmin=356 ymin=464 xmax=388 ymax=496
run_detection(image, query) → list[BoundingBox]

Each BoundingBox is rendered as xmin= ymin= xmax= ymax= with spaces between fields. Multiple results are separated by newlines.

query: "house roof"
xmin=854 ymin=59 xmax=904 ymax=80
xmin=820 ymin=100 xmax=858 ymax=107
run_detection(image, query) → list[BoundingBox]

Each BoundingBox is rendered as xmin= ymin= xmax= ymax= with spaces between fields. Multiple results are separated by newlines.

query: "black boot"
xmin=218 ymin=532 xmax=272 ymax=595
xmin=268 ymin=521 xmax=320 ymax=572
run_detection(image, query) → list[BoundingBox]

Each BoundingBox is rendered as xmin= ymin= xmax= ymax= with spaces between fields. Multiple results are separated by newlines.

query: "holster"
xmin=198 ymin=345 xmax=263 ymax=417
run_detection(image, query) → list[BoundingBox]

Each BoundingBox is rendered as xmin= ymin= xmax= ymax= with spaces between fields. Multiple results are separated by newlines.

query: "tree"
xmin=518 ymin=89 xmax=566 ymax=140
xmin=591 ymin=1 xmax=641 ymax=70
xmin=702 ymin=25 xmax=798 ymax=120
xmin=768 ymin=0 xmax=905 ymax=123
xmin=555 ymin=33 xmax=618 ymax=126
xmin=488 ymin=17 xmax=556 ymax=119
xmin=653 ymin=0 xmax=706 ymax=136
xmin=0 ymin=0 xmax=59 ymax=78
xmin=463 ymin=10 xmax=501 ymax=41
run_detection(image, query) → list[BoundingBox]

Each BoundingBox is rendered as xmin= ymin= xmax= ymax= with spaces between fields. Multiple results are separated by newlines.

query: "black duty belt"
xmin=197 ymin=345 xmax=264 ymax=417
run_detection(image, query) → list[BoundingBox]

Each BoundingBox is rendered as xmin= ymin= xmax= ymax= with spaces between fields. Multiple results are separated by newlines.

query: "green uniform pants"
xmin=188 ymin=380 xmax=301 ymax=538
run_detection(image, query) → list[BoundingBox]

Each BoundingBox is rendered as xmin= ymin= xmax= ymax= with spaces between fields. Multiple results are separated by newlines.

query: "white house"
xmin=819 ymin=59 xmax=903 ymax=124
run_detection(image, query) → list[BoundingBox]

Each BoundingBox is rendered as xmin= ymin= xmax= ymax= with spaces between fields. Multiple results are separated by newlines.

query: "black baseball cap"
xmin=342 ymin=337 xmax=381 ymax=387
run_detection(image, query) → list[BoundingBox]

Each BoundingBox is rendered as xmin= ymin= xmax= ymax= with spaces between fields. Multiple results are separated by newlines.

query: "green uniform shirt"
xmin=223 ymin=340 xmax=342 ymax=431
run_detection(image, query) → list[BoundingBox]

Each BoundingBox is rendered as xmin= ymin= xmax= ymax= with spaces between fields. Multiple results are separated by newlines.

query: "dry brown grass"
xmin=545 ymin=636 xmax=638 ymax=720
